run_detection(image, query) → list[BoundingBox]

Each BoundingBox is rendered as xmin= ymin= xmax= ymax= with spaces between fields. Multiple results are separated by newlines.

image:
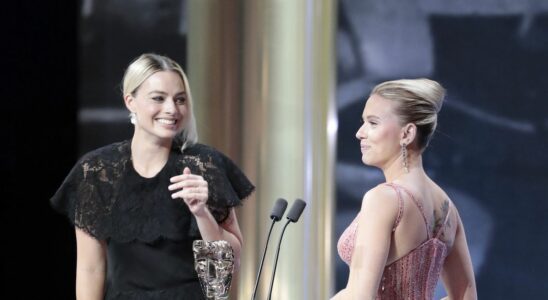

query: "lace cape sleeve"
xmin=182 ymin=144 xmax=255 ymax=226
xmin=49 ymin=143 xmax=127 ymax=240
xmin=50 ymin=142 xmax=255 ymax=241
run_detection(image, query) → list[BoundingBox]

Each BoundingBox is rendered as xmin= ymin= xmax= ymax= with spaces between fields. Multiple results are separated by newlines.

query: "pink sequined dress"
xmin=337 ymin=183 xmax=452 ymax=299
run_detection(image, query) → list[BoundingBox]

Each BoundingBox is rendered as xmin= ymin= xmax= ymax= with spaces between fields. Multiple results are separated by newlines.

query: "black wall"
xmin=6 ymin=2 xmax=78 ymax=299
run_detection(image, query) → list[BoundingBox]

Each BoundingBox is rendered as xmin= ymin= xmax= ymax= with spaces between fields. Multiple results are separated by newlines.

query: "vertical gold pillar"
xmin=187 ymin=0 xmax=243 ymax=156
xmin=188 ymin=0 xmax=336 ymax=299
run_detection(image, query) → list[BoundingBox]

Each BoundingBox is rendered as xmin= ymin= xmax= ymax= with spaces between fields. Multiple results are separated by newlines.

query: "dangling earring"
xmin=401 ymin=143 xmax=409 ymax=173
xmin=129 ymin=112 xmax=136 ymax=124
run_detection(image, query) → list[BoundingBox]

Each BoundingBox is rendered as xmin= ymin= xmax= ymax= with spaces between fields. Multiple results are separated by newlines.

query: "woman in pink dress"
xmin=332 ymin=79 xmax=477 ymax=299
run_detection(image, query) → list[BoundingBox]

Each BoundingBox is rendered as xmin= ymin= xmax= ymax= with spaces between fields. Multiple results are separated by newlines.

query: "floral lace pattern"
xmin=51 ymin=140 xmax=254 ymax=298
xmin=50 ymin=140 xmax=255 ymax=242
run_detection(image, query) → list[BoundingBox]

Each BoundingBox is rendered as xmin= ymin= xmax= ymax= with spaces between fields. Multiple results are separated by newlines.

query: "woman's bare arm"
xmin=441 ymin=210 xmax=477 ymax=300
xmin=195 ymin=208 xmax=243 ymax=271
xmin=75 ymin=227 xmax=107 ymax=300
xmin=331 ymin=186 xmax=399 ymax=299
xmin=170 ymin=168 xmax=244 ymax=271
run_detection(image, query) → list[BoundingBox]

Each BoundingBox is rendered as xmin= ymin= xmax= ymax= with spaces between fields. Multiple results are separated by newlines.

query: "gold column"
xmin=188 ymin=0 xmax=336 ymax=299
xmin=187 ymin=0 xmax=243 ymax=156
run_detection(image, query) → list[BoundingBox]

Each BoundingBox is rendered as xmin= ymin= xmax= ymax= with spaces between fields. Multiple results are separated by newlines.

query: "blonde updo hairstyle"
xmin=371 ymin=78 xmax=445 ymax=150
xmin=122 ymin=53 xmax=198 ymax=151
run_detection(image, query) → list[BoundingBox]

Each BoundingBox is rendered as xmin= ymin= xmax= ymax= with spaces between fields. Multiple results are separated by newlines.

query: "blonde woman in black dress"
xmin=51 ymin=53 xmax=254 ymax=299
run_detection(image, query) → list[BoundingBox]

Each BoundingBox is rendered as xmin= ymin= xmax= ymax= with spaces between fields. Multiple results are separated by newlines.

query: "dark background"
xmin=6 ymin=2 xmax=79 ymax=299
xmin=6 ymin=1 xmax=188 ymax=299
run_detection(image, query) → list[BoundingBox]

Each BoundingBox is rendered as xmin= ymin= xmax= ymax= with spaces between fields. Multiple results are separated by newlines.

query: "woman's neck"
xmin=130 ymin=134 xmax=172 ymax=178
xmin=382 ymin=151 xmax=424 ymax=183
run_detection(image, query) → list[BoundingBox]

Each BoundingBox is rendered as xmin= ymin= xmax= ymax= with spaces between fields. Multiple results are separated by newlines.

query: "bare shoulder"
xmin=436 ymin=186 xmax=458 ymax=219
xmin=361 ymin=184 xmax=400 ymax=216
xmin=427 ymin=180 xmax=454 ymax=213
xmin=354 ymin=184 xmax=402 ymax=233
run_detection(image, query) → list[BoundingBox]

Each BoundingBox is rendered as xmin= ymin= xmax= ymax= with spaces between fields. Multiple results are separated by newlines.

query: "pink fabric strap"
xmin=384 ymin=183 xmax=404 ymax=232
xmin=385 ymin=183 xmax=431 ymax=238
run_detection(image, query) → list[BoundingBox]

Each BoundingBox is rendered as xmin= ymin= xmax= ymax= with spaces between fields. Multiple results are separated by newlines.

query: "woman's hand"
xmin=169 ymin=167 xmax=244 ymax=271
xmin=169 ymin=167 xmax=209 ymax=216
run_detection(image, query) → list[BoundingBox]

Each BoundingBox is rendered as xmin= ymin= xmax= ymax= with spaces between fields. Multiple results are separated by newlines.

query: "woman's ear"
xmin=400 ymin=123 xmax=417 ymax=146
xmin=124 ymin=94 xmax=135 ymax=113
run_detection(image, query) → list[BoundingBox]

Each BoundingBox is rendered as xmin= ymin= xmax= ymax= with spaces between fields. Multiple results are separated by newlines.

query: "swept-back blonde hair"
xmin=371 ymin=78 xmax=445 ymax=149
xmin=122 ymin=53 xmax=198 ymax=151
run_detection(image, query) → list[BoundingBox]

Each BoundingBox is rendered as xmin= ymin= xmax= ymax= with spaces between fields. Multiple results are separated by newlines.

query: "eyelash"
xmin=151 ymin=96 xmax=186 ymax=104
xmin=360 ymin=119 xmax=377 ymax=126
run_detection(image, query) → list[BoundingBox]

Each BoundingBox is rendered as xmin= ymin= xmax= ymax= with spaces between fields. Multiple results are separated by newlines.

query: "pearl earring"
xmin=129 ymin=112 xmax=136 ymax=124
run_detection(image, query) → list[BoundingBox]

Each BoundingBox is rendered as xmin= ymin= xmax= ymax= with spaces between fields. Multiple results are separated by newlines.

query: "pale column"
xmin=188 ymin=0 xmax=336 ymax=299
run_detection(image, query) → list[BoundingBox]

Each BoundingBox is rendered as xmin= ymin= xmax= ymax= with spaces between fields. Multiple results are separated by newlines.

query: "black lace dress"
xmin=51 ymin=140 xmax=255 ymax=299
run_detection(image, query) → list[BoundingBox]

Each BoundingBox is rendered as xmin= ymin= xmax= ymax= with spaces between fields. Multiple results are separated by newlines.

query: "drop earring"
xmin=401 ymin=143 xmax=409 ymax=173
xmin=129 ymin=112 xmax=136 ymax=124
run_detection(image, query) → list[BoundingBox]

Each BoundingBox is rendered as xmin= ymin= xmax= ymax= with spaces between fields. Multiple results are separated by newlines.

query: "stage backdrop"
xmin=334 ymin=1 xmax=548 ymax=299
xmin=46 ymin=0 xmax=547 ymax=299
xmin=78 ymin=0 xmax=188 ymax=152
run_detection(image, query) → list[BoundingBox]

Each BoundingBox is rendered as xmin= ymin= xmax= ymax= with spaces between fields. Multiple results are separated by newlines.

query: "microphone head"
xmin=286 ymin=199 xmax=306 ymax=223
xmin=270 ymin=198 xmax=288 ymax=221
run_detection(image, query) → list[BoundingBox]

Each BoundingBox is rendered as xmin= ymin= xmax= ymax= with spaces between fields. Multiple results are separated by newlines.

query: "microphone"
xmin=270 ymin=198 xmax=288 ymax=222
xmin=266 ymin=199 xmax=307 ymax=300
xmin=251 ymin=198 xmax=288 ymax=300
xmin=286 ymin=198 xmax=306 ymax=223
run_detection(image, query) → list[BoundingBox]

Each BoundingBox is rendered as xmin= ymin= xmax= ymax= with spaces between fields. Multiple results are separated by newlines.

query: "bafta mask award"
xmin=193 ymin=240 xmax=235 ymax=300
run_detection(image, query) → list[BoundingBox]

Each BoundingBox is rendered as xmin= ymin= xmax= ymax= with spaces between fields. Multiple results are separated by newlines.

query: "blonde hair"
xmin=371 ymin=78 xmax=445 ymax=149
xmin=122 ymin=53 xmax=198 ymax=151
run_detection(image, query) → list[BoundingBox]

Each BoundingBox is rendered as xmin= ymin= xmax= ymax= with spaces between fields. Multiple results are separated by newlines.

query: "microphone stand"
xmin=266 ymin=220 xmax=291 ymax=300
xmin=265 ymin=199 xmax=306 ymax=300
xmin=251 ymin=218 xmax=277 ymax=300
xmin=251 ymin=198 xmax=287 ymax=300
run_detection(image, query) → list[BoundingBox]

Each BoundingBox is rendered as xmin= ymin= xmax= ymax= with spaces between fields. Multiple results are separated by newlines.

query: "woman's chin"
xmin=156 ymin=127 xmax=184 ymax=139
xmin=361 ymin=155 xmax=376 ymax=167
